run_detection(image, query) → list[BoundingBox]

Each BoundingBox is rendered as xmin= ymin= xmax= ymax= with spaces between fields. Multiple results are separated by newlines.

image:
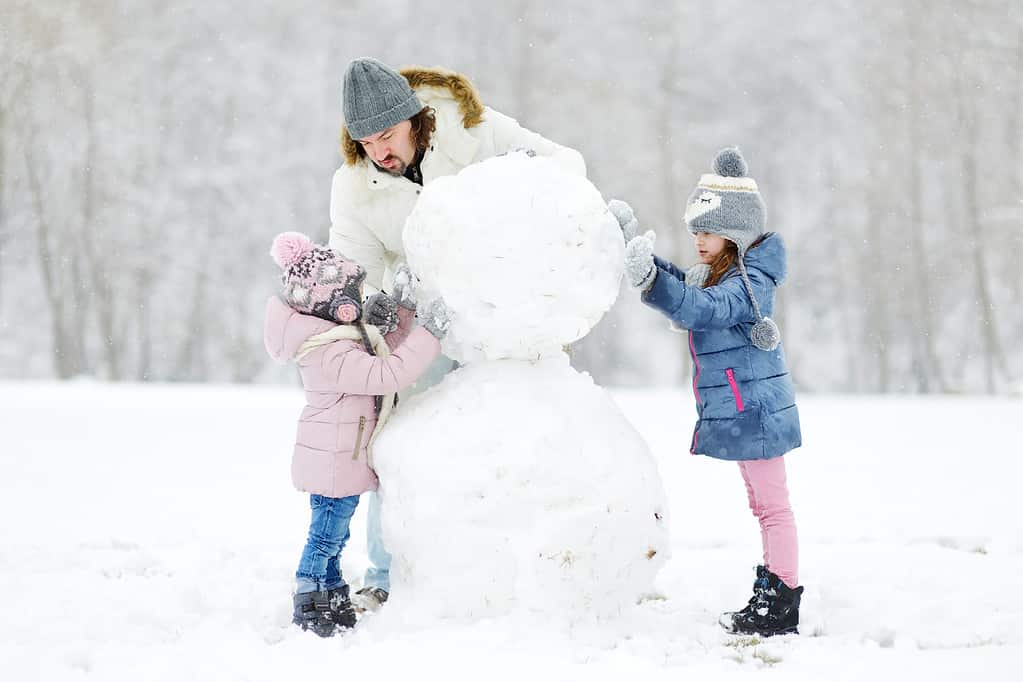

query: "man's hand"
xmin=392 ymin=263 xmax=417 ymax=310
xmin=497 ymin=147 xmax=536 ymax=158
xmin=608 ymin=199 xmax=640 ymax=242
xmin=625 ymin=231 xmax=657 ymax=290
xmin=363 ymin=293 xmax=399 ymax=334
xmin=420 ymin=298 xmax=451 ymax=340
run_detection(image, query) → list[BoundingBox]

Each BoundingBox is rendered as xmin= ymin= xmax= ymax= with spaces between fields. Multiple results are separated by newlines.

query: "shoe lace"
xmin=742 ymin=575 xmax=774 ymax=615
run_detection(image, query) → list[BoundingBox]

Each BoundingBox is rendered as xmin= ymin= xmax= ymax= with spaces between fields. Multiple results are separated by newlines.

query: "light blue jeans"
xmin=296 ymin=494 xmax=360 ymax=594
xmin=363 ymin=353 xmax=457 ymax=592
xmin=363 ymin=490 xmax=391 ymax=592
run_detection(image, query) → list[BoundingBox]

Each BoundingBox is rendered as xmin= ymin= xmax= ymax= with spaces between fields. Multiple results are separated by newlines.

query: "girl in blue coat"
xmin=611 ymin=148 xmax=804 ymax=637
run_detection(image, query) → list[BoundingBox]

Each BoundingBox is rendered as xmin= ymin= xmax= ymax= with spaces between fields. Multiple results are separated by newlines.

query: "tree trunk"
xmin=959 ymin=69 xmax=1010 ymax=392
xmin=1008 ymin=22 xmax=1023 ymax=304
xmin=23 ymin=142 xmax=83 ymax=378
xmin=865 ymin=196 xmax=891 ymax=393
xmin=173 ymin=254 xmax=210 ymax=381
xmin=905 ymin=12 xmax=947 ymax=392
xmin=659 ymin=0 xmax=690 ymax=384
xmin=76 ymin=73 xmax=121 ymax=380
xmin=134 ymin=244 xmax=155 ymax=380
xmin=0 ymin=104 xmax=6 ymax=316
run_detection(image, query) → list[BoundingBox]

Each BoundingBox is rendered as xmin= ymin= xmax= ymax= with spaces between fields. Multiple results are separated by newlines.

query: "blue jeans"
xmin=364 ymin=353 xmax=458 ymax=592
xmin=296 ymin=494 xmax=360 ymax=594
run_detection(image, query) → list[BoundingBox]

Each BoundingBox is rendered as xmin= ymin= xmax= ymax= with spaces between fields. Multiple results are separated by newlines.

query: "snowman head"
xmin=403 ymin=154 xmax=624 ymax=363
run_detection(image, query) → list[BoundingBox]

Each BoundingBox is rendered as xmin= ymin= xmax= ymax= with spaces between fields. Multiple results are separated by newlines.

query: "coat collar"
xmin=422 ymin=91 xmax=480 ymax=168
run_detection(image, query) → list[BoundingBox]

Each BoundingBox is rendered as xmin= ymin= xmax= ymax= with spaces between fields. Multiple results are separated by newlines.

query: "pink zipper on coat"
xmin=725 ymin=368 xmax=745 ymax=412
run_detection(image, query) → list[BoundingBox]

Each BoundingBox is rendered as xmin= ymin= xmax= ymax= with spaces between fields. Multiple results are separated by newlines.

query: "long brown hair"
xmin=703 ymin=234 xmax=766 ymax=288
xmin=340 ymin=106 xmax=437 ymax=164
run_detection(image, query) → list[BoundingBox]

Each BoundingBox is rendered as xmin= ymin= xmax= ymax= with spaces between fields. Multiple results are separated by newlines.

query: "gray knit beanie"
xmin=684 ymin=148 xmax=780 ymax=351
xmin=684 ymin=147 xmax=765 ymax=251
xmin=343 ymin=58 xmax=424 ymax=140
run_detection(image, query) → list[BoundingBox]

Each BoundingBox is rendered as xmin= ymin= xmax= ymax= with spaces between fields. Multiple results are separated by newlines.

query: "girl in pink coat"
xmin=264 ymin=232 xmax=448 ymax=637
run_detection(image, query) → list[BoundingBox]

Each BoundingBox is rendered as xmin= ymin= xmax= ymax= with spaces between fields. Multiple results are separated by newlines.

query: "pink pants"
xmin=738 ymin=456 xmax=799 ymax=588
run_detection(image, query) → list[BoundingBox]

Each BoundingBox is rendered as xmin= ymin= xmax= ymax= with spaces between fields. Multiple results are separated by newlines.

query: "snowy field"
xmin=1 ymin=381 xmax=1020 ymax=681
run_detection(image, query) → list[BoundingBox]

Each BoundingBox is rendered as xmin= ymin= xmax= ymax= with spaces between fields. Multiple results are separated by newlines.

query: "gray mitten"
xmin=392 ymin=263 xmax=417 ymax=310
xmin=363 ymin=292 xmax=399 ymax=334
xmin=608 ymin=199 xmax=640 ymax=242
xmin=421 ymin=298 xmax=451 ymax=340
xmin=625 ymin=231 xmax=657 ymax=289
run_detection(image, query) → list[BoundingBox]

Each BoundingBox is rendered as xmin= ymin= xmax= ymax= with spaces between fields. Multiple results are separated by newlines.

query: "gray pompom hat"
xmin=684 ymin=147 xmax=765 ymax=250
xmin=683 ymin=148 xmax=780 ymax=351
xmin=343 ymin=58 xmax=424 ymax=140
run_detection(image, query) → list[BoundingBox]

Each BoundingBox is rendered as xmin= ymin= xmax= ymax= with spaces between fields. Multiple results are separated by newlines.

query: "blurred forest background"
xmin=2 ymin=0 xmax=1021 ymax=393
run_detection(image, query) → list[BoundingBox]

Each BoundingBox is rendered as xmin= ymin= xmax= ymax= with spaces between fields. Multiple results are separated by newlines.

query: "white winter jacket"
xmin=328 ymin=66 xmax=586 ymax=292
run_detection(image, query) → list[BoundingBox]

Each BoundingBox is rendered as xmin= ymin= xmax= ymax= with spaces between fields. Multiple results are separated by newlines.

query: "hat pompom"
xmin=751 ymin=317 xmax=780 ymax=351
xmin=714 ymin=147 xmax=748 ymax=178
xmin=270 ymin=232 xmax=313 ymax=269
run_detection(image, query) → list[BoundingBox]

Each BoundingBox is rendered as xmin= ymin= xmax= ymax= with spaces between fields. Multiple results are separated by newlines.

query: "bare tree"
xmin=0 ymin=85 xmax=9 ymax=317
xmin=957 ymin=76 xmax=1010 ymax=392
xmin=74 ymin=65 xmax=123 ymax=380
xmin=22 ymin=122 xmax=87 ymax=378
xmin=903 ymin=2 xmax=948 ymax=392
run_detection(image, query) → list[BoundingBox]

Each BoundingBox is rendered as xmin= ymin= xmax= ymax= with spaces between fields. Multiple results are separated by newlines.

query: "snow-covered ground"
xmin=1 ymin=381 xmax=1020 ymax=681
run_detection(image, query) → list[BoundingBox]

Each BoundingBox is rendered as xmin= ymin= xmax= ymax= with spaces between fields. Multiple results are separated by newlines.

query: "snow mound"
xmin=373 ymin=358 xmax=670 ymax=623
xmin=403 ymin=153 xmax=624 ymax=363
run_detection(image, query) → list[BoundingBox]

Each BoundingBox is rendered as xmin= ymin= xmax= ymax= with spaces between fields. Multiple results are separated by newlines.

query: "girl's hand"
xmin=608 ymin=199 xmax=640 ymax=242
xmin=625 ymin=231 xmax=657 ymax=290
xmin=420 ymin=298 xmax=451 ymax=340
xmin=363 ymin=293 xmax=399 ymax=334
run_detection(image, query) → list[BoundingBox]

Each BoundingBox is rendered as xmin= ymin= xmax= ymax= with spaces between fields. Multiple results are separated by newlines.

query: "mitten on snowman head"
xmin=270 ymin=232 xmax=367 ymax=324
xmin=682 ymin=148 xmax=780 ymax=351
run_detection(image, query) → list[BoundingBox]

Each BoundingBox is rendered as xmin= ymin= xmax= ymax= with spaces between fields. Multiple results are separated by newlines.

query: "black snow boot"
xmin=720 ymin=565 xmax=803 ymax=637
xmin=325 ymin=585 xmax=357 ymax=629
xmin=292 ymin=591 xmax=338 ymax=637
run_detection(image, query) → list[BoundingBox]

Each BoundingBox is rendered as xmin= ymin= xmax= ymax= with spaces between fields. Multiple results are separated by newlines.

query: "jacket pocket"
xmin=725 ymin=368 xmax=745 ymax=413
xmin=352 ymin=416 xmax=366 ymax=460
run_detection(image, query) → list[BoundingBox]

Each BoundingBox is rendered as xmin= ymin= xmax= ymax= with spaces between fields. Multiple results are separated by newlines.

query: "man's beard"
xmin=374 ymin=156 xmax=407 ymax=177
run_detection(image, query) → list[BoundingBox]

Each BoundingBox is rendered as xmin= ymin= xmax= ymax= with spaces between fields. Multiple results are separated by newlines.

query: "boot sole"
xmin=719 ymin=614 xmax=798 ymax=637
xmin=721 ymin=623 xmax=800 ymax=637
xmin=293 ymin=620 xmax=338 ymax=638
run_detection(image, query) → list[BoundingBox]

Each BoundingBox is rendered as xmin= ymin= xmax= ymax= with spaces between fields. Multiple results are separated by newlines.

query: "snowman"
xmin=371 ymin=152 xmax=669 ymax=623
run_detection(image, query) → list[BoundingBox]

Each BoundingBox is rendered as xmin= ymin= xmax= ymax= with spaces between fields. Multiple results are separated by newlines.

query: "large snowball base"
xmin=372 ymin=356 xmax=669 ymax=623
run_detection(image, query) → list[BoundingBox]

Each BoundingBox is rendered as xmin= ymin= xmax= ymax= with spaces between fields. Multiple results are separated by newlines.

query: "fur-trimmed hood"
xmin=340 ymin=66 xmax=485 ymax=166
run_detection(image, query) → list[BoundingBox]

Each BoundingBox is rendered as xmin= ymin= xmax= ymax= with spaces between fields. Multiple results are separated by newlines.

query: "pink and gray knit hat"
xmin=270 ymin=232 xmax=366 ymax=324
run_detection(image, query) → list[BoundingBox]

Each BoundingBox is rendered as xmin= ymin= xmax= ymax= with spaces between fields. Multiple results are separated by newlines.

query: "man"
xmin=328 ymin=57 xmax=586 ymax=612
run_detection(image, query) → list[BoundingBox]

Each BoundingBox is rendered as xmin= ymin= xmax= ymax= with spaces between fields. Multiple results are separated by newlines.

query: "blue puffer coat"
xmin=640 ymin=232 xmax=801 ymax=461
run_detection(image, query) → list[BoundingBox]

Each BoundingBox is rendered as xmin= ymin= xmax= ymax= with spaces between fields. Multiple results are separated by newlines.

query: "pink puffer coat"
xmin=264 ymin=296 xmax=441 ymax=498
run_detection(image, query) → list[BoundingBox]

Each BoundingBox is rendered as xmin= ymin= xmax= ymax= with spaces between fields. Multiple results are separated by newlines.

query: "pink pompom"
xmin=335 ymin=303 xmax=359 ymax=323
xmin=270 ymin=232 xmax=313 ymax=269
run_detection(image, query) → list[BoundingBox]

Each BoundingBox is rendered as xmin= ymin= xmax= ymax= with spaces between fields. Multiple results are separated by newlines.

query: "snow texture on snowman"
xmin=372 ymin=152 xmax=670 ymax=623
